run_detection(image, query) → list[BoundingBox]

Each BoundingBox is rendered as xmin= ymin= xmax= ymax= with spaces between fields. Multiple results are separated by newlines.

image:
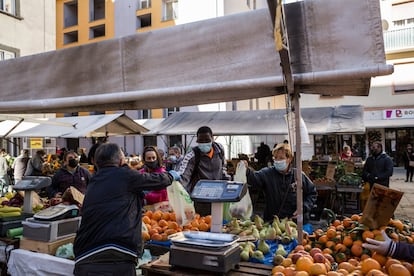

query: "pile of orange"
xmin=142 ymin=210 xmax=180 ymax=242
xmin=142 ymin=210 xmax=212 ymax=242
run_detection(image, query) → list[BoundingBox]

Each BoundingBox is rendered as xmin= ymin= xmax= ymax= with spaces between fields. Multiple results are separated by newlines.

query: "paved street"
xmin=390 ymin=167 xmax=414 ymax=223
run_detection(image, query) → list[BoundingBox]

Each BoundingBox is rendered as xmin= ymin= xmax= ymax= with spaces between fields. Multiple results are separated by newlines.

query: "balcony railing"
xmin=383 ymin=27 xmax=414 ymax=51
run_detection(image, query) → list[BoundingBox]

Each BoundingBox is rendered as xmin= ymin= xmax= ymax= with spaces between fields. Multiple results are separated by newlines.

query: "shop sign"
xmin=30 ymin=138 xmax=43 ymax=149
xmin=383 ymin=108 xmax=414 ymax=119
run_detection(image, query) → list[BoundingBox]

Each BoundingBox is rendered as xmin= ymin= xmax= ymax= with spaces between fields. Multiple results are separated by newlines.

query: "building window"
xmin=167 ymin=107 xmax=179 ymax=116
xmin=139 ymin=0 xmax=151 ymax=9
xmin=64 ymin=0 xmax=78 ymax=28
xmin=90 ymin=0 xmax=105 ymax=21
xmin=64 ymin=30 xmax=78 ymax=44
xmin=137 ymin=13 xmax=151 ymax=28
xmin=0 ymin=48 xmax=16 ymax=60
xmin=162 ymin=0 xmax=178 ymax=21
xmin=89 ymin=24 xmax=105 ymax=39
xmin=0 ymin=0 xmax=16 ymax=16
xmin=142 ymin=109 xmax=151 ymax=119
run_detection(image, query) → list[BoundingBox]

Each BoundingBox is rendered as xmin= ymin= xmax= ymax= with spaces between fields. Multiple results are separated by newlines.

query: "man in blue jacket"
xmin=73 ymin=143 xmax=179 ymax=276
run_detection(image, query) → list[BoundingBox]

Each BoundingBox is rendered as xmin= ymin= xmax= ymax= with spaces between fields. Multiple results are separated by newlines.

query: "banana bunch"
xmin=222 ymin=214 xmax=298 ymax=243
xmin=0 ymin=206 xmax=22 ymax=218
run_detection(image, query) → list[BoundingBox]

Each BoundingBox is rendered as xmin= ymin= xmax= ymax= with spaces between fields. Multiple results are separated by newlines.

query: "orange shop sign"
xmin=30 ymin=138 xmax=43 ymax=149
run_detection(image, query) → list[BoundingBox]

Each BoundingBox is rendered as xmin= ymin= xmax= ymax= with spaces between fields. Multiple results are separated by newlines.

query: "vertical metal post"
xmin=293 ymin=91 xmax=303 ymax=245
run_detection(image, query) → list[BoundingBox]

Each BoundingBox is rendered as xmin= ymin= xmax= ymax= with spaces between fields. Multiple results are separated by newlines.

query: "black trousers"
xmin=74 ymin=262 xmax=136 ymax=276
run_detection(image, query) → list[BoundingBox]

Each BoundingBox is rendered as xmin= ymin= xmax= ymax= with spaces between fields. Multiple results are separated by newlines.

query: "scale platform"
xmin=13 ymin=176 xmax=52 ymax=214
xmin=34 ymin=204 xmax=79 ymax=221
xmin=169 ymin=231 xmax=240 ymax=273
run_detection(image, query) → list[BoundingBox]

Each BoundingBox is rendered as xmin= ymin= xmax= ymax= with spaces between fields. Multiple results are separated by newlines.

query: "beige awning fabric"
xmin=0 ymin=0 xmax=392 ymax=114
xmin=5 ymin=113 xmax=148 ymax=138
xmin=144 ymin=106 xmax=365 ymax=136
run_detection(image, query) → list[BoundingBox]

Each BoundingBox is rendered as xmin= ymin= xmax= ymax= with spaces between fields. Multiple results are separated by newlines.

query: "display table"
xmin=141 ymin=261 xmax=273 ymax=276
xmin=7 ymin=249 xmax=74 ymax=276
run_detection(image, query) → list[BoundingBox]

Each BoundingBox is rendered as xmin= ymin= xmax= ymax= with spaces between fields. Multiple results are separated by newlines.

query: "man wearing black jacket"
xmin=362 ymin=141 xmax=394 ymax=189
xmin=73 ymin=143 xmax=179 ymax=276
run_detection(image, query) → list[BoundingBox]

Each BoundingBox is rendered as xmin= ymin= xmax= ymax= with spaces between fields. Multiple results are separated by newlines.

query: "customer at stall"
xmin=362 ymin=141 xmax=393 ymax=189
xmin=139 ymin=146 xmax=167 ymax=205
xmin=0 ymin=149 xmax=9 ymax=191
xmin=73 ymin=143 xmax=179 ymax=276
xmin=402 ymin=143 xmax=414 ymax=182
xmin=166 ymin=146 xmax=184 ymax=171
xmin=24 ymin=149 xmax=46 ymax=176
xmin=178 ymin=126 xmax=230 ymax=216
xmin=48 ymin=151 xmax=91 ymax=198
xmin=240 ymin=143 xmax=317 ymax=223
xmin=12 ymin=149 xmax=30 ymax=181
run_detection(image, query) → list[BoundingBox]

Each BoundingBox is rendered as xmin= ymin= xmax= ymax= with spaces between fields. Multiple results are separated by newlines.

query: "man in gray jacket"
xmin=178 ymin=126 xmax=230 ymax=216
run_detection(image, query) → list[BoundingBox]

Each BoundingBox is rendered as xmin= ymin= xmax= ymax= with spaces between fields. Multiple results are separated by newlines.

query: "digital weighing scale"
xmin=190 ymin=180 xmax=247 ymax=233
xmin=14 ymin=176 xmax=52 ymax=214
xmin=167 ymin=180 xmax=246 ymax=274
xmin=169 ymin=231 xmax=241 ymax=274
xmin=33 ymin=204 xmax=79 ymax=221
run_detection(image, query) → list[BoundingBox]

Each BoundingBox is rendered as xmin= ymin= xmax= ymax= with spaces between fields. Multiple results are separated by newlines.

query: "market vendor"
xmin=73 ymin=143 xmax=179 ymax=276
xmin=241 ymin=143 xmax=317 ymax=223
xmin=48 ymin=150 xmax=91 ymax=198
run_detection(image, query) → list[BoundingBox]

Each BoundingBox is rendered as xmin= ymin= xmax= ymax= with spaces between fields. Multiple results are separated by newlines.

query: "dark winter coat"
xmin=74 ymin=165 xmax=172 ymax=261
xmin=402 ymin=150 xmax=414 ymax=170
xmin=246 ymin=167 xmax=317 ymax=222
xmin=362 ymin=152 xmax=393 ymax=187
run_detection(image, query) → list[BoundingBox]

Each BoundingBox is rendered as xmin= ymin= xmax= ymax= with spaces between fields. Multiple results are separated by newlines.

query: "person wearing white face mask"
xmin=166 ymin=146 xmax=184 ymax=171
xmin=240 ymin=143 xmax=317 ymax=223
xmin=177 ymin=126 xmax=230 ymax=216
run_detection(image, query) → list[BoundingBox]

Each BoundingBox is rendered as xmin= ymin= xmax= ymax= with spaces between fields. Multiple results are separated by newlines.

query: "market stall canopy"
xmin=144 ymin=105 xmax=364 ymax=136
xmin=0 ymin=0 xmax=392 ymax=114
xmin=5 ymin=113 xmax=148 ymax=138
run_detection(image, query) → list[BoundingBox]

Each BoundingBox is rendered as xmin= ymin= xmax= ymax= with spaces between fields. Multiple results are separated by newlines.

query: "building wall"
xmin=0 ymin=0 xmax=56 ymax=57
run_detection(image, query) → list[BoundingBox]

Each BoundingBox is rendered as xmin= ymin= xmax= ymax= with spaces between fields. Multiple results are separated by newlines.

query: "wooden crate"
xmin=19 ymin=235 xmax=75 ymax=255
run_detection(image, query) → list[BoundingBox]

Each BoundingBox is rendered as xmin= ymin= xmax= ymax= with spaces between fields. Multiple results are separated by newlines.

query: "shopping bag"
xmin=227 ymin=161 xmax=253 ymax=220
xmin=167 ymin=180 xmax=195 ymax=226
xmin=409 ymin=160 xmax=414 ymax=167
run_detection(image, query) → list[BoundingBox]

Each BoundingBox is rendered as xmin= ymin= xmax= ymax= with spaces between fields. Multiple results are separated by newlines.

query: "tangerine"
xmin=360 ymin=257 xmax=381 ymax=274
xmin=309 ymin=263 xmax=327 ymax=275
xmin=158 ymin=219 xmax=168 ymax=228
xmin=295 ymin=256 xmax=314 ymax=272
xmin=351 ymin=243 xmax=363 ymax=257
xmin=161 ymin=212 xmax=170 ymax=221
xmin=168 ymin=221 xmax=179 ymax=230
xmin=169 ymin=212 xmax=176 ymax=221
xmin=151 ymin=233 xmax=163 ymax=241
xmin=362 ymin=230 xmax=375 ymax=241
xmin=350 ymin=214 xmax=361 ymax=221
xmin=388 ymin=263 xmax=411 ymax=276
xmin=144 ymin=210 xmax=153 ymax=219
xmin=142 ymin=215 xmax=151 ymax=225
xmin=338 ymin=261 xmax=356 ymax=273
xmin=142 ymin=231 xmax=150 ymax=241
xmin=371 ymin=252 xmax=387 ymax=266
xmin=384 ymin=258 xmax=402 ymax=273
xmin=343 ymin=235 xmax=354 ymax=247
xmin=152 ymin=210 xmax=163 ymax=221
xmin=366 ymin=269 xmax=386 ymax=276
xmin=326 ymin=228 xmax=337 ymax=239
xmin=271 ymin=265 xmax=285 ymax=274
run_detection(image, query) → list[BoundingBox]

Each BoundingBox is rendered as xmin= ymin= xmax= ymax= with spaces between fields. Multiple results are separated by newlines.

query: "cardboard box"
xmin=20 ymin=234 xmax=75 ymax=255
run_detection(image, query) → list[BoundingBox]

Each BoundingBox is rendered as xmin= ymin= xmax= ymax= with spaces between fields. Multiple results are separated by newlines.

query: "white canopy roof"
xmin=2 ymin=113 xmax=148 ymax=138
xmin=144 ymin=106 xmax=365 ymax=136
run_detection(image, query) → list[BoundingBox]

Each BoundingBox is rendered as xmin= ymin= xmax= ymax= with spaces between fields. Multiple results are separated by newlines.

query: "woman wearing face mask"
xmin=49 ymin=151 xmax=92 ymax=198
xmin=139 ymin=146 xmax=168 ymax=205
xmin=240 ymin=143 xmax=317 ymax=223
xmin=402 ymin=144 xmax=414 ymax=182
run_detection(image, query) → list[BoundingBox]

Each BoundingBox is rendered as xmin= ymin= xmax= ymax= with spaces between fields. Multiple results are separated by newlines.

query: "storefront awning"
xmin=144 ymin=106 xmax=365 ymax=136
xmin=4 ymin=113 xmax=148 ymax=138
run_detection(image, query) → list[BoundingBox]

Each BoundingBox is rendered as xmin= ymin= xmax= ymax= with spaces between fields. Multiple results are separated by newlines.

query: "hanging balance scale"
xmin=169 ymin=180 xmax=247 ymax=273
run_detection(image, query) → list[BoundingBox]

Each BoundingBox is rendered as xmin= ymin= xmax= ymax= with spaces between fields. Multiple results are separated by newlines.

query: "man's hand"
xmin=362 ymin=230 xmax=396 ymax=256
xmin=168 ymin=170 xmax=181 ymax=181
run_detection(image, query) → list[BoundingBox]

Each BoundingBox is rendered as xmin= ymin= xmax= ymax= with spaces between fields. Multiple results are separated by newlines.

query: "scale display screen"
xmin=191 ymin=180 xmax=246 ymax=202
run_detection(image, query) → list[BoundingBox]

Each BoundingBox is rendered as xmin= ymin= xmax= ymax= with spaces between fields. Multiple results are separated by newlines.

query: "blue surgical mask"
xmin=168 ymin=155 xmax=177 ymax=163
xmin=274 ymin=160 xmax=287 ymax=171
xmin=198 ymin=142 xmax=212 ymax=153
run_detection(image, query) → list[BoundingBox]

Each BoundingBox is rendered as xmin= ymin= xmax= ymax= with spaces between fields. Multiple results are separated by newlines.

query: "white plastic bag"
xmin=227 ymin=162 xmax=253 ymax=220
xmin=167 ymin=180 xmax=195 ymax=226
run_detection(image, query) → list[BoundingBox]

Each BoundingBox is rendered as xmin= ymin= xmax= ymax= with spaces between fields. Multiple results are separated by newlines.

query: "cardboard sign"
xmin=325 ymin=163 xmax=336 ymax=180
xmin=344 ymin=161 xmax=355 ymax=173
xmin=361 ymin=184 xmax=404 ymax=229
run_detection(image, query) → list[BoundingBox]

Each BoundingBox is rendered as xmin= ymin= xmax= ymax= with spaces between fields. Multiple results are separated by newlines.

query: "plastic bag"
xmin=227 ymin=162 xmax=253 ymax=220
xmin=167 ymin=180 xmax=195 ymax=226
xmin=55 ymin=243 xmax=75 ymax=260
